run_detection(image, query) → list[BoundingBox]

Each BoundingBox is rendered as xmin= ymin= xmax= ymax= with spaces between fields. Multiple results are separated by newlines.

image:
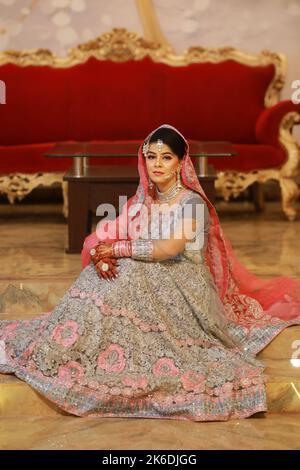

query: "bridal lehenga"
xmin=1 ymin=125 xmax=300 ymax=421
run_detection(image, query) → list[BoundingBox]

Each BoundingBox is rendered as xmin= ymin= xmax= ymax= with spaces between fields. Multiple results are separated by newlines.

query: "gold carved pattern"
xmin=0 ymin=172 xmax=68 ymax=218
xmin=0 ymin=28 xmax=298 ymax=218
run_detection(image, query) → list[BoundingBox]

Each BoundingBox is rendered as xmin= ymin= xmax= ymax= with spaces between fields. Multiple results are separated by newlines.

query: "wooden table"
xmin=46 ymin=141 xmax=236 ymax=253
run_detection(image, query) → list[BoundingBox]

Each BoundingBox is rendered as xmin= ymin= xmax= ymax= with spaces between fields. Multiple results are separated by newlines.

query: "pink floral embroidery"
xmin=240 ymin=377 xmax=253 ymax=388
xmin=97 ymin=384 xmax=109 ymax=394
xmin=181 ymin=370 xmax=206 ymax=393
xmin=70 ymin=288 xmax=167 ymax=333
xmin=0 ymin=323 xmax=18 ymax=340
xmin=27 ymin=359 xmax=37 ymax=373
xmin=109 ymin=386 xmax=122 ymax=395
xmin=235 ymin=365 xmax=262 ymax=379
xmin=112 ymin=308 xmax=121 ymax=317
xmin=87 ymin=379 xmax=99 ymax=389
xmin=77 ymin=377 xmax=88 ymax=386
xmin=70 ymin=288 xmax=80 ymax=297
xmin=251 ymin=377 xmax=264 ymax=385
xmin=139 ymin=322 xmax=151 ymax=333
xmin=52 ymin=320 xmax=79 ymax=348
xmin=58 ymin=361 xmax=84 ymax=382
xmin=97 ymin=343 xmax=125 ymax=373
xmin=152 ymin=358 xmax=180 ymax=377
xmin=22 ymin=340 xmax=37 ymax=360
xmin=95 ymin=298 xmax=103 ymax=307
xmin=122 ymin=375 xmax=148 ymax=390
xmin=177 ymin=337 xmax=215 ymax=348
xmin=221 ymin=382 xmax=234 ymax=394
xmin=213 ymin=382 xmax=234 ymax=397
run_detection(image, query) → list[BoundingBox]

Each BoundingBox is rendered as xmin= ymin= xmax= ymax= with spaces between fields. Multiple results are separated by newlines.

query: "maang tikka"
xmin=156 ymin=139 xmax=164 ymax=152
xmin=142 ymin=138 xmax=164 ymax=155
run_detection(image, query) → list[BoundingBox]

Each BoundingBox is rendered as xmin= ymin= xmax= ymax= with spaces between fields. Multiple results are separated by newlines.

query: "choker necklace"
xmin=155 ymin=181 xmax=181 ymax=203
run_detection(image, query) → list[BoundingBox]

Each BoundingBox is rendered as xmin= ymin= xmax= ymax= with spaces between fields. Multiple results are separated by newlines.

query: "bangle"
xmin=112 ymin=240 xmax=132 ymax=257
xmin=131 ymin=239 xmax=154 ymax=261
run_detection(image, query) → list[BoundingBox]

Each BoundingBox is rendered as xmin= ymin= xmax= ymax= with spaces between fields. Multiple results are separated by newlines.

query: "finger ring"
xmin=101 ymin=262 xmax=109 ymax=272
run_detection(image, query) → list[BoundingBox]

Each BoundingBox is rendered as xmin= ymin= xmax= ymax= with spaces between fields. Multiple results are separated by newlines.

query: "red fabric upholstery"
xmin=255 ymin=100 xmax=300 ymax=147
xmin=0 ymin=141 xmax=140 ymax=173
xmin=0 ymin=54 xmax=293 ymax=174
xmin=206 ymin=144 xmax=286 ymax=172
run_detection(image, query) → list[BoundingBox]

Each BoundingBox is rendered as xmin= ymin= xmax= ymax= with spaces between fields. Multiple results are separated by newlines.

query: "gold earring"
xmin=176 ymin=166 xmax=183 ymax=190
xmin=148 ymin=177 xmax=153 ymax=189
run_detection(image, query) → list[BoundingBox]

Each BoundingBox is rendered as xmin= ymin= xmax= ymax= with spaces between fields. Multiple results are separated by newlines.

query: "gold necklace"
xmin=155 ymin=181 xmax=181 ymax=203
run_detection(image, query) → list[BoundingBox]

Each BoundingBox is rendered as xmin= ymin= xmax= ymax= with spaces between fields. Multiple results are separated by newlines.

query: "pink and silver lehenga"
xmin=1 ymin=124 xmax=300 ymax=421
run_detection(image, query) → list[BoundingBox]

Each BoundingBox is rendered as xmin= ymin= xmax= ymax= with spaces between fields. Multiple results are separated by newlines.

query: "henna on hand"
xmin=91 ymin=243 xmax=114 ymax=265
xmin=95 ymin=257 xmax=119 ymax=281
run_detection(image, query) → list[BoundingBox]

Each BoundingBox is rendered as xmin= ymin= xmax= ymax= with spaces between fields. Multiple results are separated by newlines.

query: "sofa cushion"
xmin=206 ymin=143 xmax=286 ymax=172
xmin=0 ymin=142 xmax=71 ymax=173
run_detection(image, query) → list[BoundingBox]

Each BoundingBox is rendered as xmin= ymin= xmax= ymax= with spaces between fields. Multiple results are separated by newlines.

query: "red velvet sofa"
xmin=0 ymin=28 xmax=299 ymax=219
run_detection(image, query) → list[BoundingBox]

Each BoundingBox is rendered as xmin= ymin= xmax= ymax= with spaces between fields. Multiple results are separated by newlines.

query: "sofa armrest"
xmin=255 ymin=100 xmax=300 ymax=146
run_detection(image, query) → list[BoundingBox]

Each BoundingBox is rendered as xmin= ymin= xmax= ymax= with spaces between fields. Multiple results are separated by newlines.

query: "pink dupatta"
xmin=81 ymin=124 xmax=300 ymax=322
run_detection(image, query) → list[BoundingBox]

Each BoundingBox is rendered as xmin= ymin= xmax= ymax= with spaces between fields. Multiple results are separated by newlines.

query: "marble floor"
xmin=0 ymin=199 xmax=300 ymax=449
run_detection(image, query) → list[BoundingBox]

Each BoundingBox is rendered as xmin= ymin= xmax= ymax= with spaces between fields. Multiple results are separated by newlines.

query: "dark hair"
xmin=147 ymin=127 xmax=187 ymax=160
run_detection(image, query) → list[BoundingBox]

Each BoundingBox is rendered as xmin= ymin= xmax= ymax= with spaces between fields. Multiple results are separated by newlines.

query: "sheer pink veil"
xmin=81 ymin=124 xmax=300 ymax=322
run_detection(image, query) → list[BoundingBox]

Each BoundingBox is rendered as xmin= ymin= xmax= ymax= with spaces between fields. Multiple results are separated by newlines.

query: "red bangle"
xmin=112 ymin=240 xmax=132 ymax=257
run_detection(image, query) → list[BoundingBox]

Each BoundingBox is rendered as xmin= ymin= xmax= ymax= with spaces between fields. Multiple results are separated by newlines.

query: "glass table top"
xmin=45 ymin=141 xmax=237 ymax=158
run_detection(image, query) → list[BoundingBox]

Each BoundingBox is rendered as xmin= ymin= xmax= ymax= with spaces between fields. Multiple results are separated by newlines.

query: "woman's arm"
xmin=95 ymin=194 xmax=206 ymax=262
xmin=93 ymin=217 xmax=197 ymax=262
xmin=149 ymin=216 xmax=198 ymax=260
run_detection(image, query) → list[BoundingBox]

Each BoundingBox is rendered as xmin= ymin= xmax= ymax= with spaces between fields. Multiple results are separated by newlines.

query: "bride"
xmin=1 ymin=124 xmax=300 ymax=421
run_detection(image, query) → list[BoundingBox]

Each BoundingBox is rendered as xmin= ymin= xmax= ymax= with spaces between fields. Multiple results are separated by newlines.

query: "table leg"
xmin=66 ymin=181 xmax=92 ymax=253
xmin=196 ymin=156 xmax=208 ymax=177
xmin=73 ymin=157 xmax=84 ymax=176
xmin=83 ymin=157 xmax=89 ymax=170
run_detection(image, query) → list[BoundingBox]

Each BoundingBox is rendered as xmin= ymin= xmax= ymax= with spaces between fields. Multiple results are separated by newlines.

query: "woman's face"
xmin=144 ymin=142 xmax=181 ymax=185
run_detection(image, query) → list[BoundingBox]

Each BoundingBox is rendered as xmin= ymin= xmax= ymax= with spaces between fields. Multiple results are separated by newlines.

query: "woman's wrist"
xmin=112 ymin=240 xmax=132 ymax=257
xmin=111 ymin=240 xmax=154 ymax=261
xmin=131 ymin=239 xmax=154 ymax=261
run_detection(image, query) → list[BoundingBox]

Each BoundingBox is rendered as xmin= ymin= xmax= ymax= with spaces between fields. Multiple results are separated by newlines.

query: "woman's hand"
xmin=95 ymin=257 xmax=119 ymax=281
xmin=91 ymin=242 xmax=114 ymax=265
